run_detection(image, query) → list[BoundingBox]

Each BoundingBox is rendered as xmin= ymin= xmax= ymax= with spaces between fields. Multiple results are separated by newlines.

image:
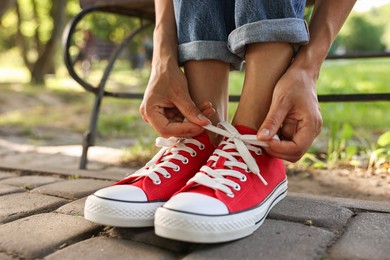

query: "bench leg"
xmin=79 ymin=92 xmax=103 ymax=169
xmin=80 ymin=131 xmax=91 ymax=169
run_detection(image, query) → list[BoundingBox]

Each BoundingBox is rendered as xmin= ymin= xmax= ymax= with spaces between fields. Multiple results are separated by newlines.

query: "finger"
xmin=280 ymin=118 xmax=298 ymax=140
xmin=148 ymin=108 xmax=204 ymax=137
xmin=141 ymin=114 xmax=149 ymax=123
xmin=262 ymin=141 xmax=302 ymax=162
xmin=198 ymin=101 xmax=215 ymax=119
xmin=198 ymin=101 xmax=213 ymax=111
xmin=257 ymin=100 xmax=289 ymax=141
xmin=165 ymin=108 xmax=184 ymax=121
xmin=202 ymin=107 xmax=216 ymax=119
xmin=160 ymin=121 xmax=205 ymax=137
xmin=265 ymin=127 xmax=316 ymax=162
xmin=174 ymin=95 xmax=211 ymax=126
xmin=139 ymin=103 xmax=149 ymax=123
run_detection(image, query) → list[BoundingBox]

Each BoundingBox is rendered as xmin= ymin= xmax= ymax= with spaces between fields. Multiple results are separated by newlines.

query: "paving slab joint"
xmin=349 ymin=207 xmax=390 ymax=215
xmin=324 ymin=212 xmax=359 ymax=257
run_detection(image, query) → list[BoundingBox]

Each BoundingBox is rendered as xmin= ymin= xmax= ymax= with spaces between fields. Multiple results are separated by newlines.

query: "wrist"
xmin=152 ymin=27 xmax=179 ymax=66
xmin=290 ymin=45 xmax=327 ymax=80
xmin=284 ymin=62 xmax=319 ymax=91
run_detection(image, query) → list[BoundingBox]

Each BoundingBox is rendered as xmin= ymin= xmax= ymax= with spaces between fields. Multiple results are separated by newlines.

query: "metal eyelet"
xmin=234 ymin=185 xmax=241 ymax=191
xmin=164 ymin=173 xmax=171 ymax=178
xmin=183 ymin=158 xmax=189 ymax=164
xmin=174 ymin=166 xmax=180 ymax=172
xmin=255 ymin=149 xmax=262 ymax=155
xmin=191 ymin=152 xmax=197 ymax=157
xmin=240 ymin=175 xmax=247 ymax=182
xmin=199 ymin=144 xmax=205 ymax=150
xmin=245 ymin=168 xmax=251 ymax=173
xmin=153 ymin=180 xmax=161 ymax=185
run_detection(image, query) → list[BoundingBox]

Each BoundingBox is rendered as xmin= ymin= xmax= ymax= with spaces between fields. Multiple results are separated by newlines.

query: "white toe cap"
xmin=163 ymin=192 xmax=228 ymax=215
xmin=94 ymin=185 xmax=147 ymax=202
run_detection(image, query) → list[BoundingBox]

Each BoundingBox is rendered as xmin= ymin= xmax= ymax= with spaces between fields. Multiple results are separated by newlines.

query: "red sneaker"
xmin=155 ymin=122 xmax=287 ymax=243
xmin=84 ymin=132 xmax=215 ymax=227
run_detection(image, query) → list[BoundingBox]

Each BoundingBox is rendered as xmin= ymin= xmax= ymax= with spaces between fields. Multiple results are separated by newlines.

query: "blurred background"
xmin=0 ymin=0 xmax=389 ymax=199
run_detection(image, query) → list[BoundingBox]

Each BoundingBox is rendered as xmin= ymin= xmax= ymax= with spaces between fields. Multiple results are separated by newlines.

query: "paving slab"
xmin=328 ymin=212 xmax=390 ymax=260
xmin=45 ymin=237 xmax=177 ymax=260
xmin=0 ymin=175 xmax=63 ymax=189
xmin=56 ymin=197 xmax=87 ymax=217
xmin=289 ymin=192 xmax=390 ymax=213
xmin=108 ymin=227 xmax=196 ymax=254
xmin=269 ymin=196 xmax=354 ymax=229
xmin=0 ymin=171 xmax=18 ymax=180
xmin=0 ymin=213 xmax=101 ymax=259
xmin=0 ymin=183 xmax=25 ymax=196
xmin=0 ymin=162 xmax=130 ymax=181
xmin=0 ymin=193 xmax=68 ymax=224
xmin=0 ymin=252 xmax=14 ymax=260
xmin=183 ymin=219 xmax=334 ymax=260
xmin=31 ymin=179 xmax=112 ymax=200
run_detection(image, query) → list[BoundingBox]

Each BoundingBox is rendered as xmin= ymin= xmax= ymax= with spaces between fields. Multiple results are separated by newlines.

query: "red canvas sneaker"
xmin=84 ymin=132 xmax=215 ymax=227
xmin=155 ymin=122 xmax=287 ymax=243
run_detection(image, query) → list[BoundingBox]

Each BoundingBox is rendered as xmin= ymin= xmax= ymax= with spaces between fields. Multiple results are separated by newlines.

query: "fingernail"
xmin=198 ymin=114 xmax=211 ymax=124
xmin=258 ymin=128 xmax=270 ymax=138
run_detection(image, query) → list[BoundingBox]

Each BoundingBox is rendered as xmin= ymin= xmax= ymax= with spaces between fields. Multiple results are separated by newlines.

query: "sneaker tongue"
xmin=234 ymin=125 xmax=257 ymax=135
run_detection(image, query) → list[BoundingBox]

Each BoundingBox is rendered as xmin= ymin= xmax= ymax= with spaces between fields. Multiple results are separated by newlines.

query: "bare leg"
xmin=184 ymin=60 xmax=230 ymax=143
xmin=232 ymin=42 xmax=294 ymax=130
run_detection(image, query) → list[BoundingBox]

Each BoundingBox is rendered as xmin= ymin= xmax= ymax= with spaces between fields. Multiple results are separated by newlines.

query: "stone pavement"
xmin=0 ymin=153 xmax=390 ymax=259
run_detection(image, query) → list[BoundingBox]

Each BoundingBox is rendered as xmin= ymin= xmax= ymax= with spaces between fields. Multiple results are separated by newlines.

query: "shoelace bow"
xmin=189 ymin=122 xmax=278 ymax=197
xmin=127 ymin=137 xmax=204 ymax=184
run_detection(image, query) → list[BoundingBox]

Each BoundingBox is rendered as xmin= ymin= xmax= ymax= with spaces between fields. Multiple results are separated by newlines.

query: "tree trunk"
xmin=15 ymin=1 xmax=33 ymax=72
xmin=0 ymin=0 xmax=16 ymax=19
xmin=30 ymin=0 xmax=66 ymax=84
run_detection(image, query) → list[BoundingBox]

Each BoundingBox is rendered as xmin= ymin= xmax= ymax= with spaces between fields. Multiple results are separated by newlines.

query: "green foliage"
xmin=297 ymin=124 xmax=389 ymax=173
xmin=377 ymin=131 xmax=390 ymax=147
xmin=333 ymin=4 xmax=390 ymax=52
xmin=0 ymin=0 xmax=79 ymax=51
xmin=74 ymin=12 xmax=152 ymax=53
xmin=339 ymin=14 xmax=385 ymax=52
xmin=326 ymin=123 xmax=359 ymax=169
xmin=90 ymin=14 xmax=140 ymax=42
xmin=0 ymin=4 xmax=17 ymax=50
xmin=368 ymin=131 xmax=390 ymax=173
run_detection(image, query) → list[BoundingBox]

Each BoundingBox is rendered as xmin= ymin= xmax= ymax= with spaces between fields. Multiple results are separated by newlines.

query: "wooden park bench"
xmin=63 ymin=0 xmax=390 ymax=169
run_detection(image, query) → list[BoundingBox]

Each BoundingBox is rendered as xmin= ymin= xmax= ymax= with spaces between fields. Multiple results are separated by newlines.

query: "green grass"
xmin=317 ymin=59 xmax=390 ymax=130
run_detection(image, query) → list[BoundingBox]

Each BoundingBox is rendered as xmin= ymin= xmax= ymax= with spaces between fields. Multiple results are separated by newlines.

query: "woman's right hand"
xmin=140 ymin=60 xmax=213 ymax=138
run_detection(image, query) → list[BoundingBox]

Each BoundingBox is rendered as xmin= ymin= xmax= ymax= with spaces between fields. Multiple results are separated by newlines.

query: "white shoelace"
xmin=126 ymin=137 xmax=204 ymax=185
xmin=189 ymin=122 xmax=278 ymax=197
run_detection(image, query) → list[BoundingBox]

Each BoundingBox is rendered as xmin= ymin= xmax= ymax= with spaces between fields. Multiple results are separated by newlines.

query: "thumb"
xmin=258 ymin=102 xmax=288 ymax=141
xmin=174 ymin=94 xmax=211 ymax=126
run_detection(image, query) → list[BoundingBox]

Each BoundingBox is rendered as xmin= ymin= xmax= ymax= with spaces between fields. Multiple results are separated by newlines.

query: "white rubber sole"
xmin=154 ymin=179 xmax=287 ymax=243
xmin=84 ymin=195 xmax=164 ymax=227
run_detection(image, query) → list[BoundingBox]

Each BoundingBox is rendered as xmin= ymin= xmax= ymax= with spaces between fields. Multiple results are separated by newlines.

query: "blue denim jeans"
xmin=173 ymin=0 xmax=309 ymax=69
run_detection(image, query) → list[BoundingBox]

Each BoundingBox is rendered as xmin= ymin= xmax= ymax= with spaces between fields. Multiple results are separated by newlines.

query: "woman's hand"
xmin=140 ymin=61 xmax=213 ymax=138
xmin=257 ymin=67 xmax=323 ymax=162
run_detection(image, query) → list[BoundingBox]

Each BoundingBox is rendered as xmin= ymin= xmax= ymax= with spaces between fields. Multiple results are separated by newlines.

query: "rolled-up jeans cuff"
xmin=178 ymin=41 xmax=243 ymax=70
xmin=228 ymin=18 xmax=309 ymax=59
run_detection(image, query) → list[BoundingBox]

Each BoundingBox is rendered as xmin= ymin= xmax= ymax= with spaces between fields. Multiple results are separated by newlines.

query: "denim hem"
xmin=178 ymin=41 xmax=243 ymax=69
xmin=228 ymin=18 xmax=309 ymax=59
